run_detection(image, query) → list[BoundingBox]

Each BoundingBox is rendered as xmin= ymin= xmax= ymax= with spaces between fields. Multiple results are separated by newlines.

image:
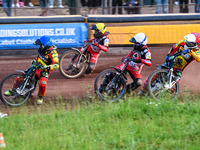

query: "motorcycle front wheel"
xmin=146 ymin=69 xmax=179 ymax=100
xmin=59 ymin=49 xmax=87 ymax=79
xmin=94 ymin=69 xmax=126 ymax=102
xmin=0 ymin=73 xmax=31 ymax=107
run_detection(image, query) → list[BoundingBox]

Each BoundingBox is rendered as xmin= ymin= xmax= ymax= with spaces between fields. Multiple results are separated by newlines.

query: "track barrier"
xmin=1 ymin=14 xmax=200 ymax=50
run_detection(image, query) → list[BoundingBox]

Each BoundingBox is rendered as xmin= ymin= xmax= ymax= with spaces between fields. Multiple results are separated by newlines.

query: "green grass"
xmin=1 ymin=93 xmax=200 ymax=150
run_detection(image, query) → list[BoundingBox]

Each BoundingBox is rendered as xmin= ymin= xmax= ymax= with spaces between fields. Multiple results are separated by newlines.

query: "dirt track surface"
xmin=1 ymin=45 xmax=200 ymax=110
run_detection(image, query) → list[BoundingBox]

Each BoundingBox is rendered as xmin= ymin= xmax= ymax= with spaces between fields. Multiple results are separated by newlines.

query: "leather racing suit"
xmin=116 ymin=45 xmax=152 ymax=92
xmin=80 ymin=31 xmax=109 ymax=74
xmin=165 ymin=40 xmax=200 ymax=76
xmin=34 ymin=46 xmax=59 ymax=97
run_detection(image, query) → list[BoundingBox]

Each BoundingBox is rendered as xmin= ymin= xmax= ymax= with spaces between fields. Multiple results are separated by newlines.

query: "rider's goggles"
xmin=186 ymin=41 xmax=197 ymax=48
xmin=135 ymin=42 xmax=142 ymax=47
xmin=94 ymin=30 xmax=102 ymax=37
xmin=39 ymin=45 xmax=44 ymax=48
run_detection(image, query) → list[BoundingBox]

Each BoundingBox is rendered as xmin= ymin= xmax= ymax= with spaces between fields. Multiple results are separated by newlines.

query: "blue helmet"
xmin=34 ymin=35 xmax=53 ymax=47
xmin=34 ymin=36 xmax=53 ymax=55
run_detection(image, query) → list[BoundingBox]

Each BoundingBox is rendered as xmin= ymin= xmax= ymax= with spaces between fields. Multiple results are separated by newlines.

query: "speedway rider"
xmin=138 ymin=32 xmax=200 ymax=95
xmin=82 ymin=23 xmax=109 ymax=74
xmin=100 ymin=32 xmax=152 ymax=93
xmin=4 ymin=35 xmax=59 ymax=105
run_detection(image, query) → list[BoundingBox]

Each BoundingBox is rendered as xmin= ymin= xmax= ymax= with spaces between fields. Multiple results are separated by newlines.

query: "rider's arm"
xmin=141 ymin=59 xmax=152 ymax=66
xmin=95 ymin=37 xmax=109 ymax=52
xmin=168 ymin=41 xmax=185 ymax=57
xmin=49 ymin=50 xmax=59 ymax=70
xmin=191 ymin=50 xmax=200 ymax=62
xmin=141 ymin=50 xmax=152 ymax=66
xmin=98 ymin=44 xmax=108 ymax=52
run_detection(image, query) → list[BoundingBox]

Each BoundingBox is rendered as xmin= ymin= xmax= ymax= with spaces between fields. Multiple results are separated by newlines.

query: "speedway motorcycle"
xmin=94 ymin=62 xmax=128 ymax=102
xmin=0 ymin=62 xmax=42 ymax=107
xmin=59 ymin=42 xmax=93 ymax=79
xmin=146 ymin=50 xmax=188 ymax=100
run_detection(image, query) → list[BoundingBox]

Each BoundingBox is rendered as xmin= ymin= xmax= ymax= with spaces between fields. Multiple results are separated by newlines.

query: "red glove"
xmin=93 ymin=43 xmax=99 ymax=47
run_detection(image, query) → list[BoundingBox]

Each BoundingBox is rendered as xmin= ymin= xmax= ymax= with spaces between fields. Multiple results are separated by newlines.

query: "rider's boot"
xmin=127 ymin=82 xmax=141 ymax=94
xmin=4 ymin=89 xmax=14 ymax=96
xmin=138 ymin=89 xmax=146 ymax=96
xmin=85 ymin=63 xmax=95 ymax=74
xmin=37 ymin=96 xmax=44 ymax=105
xmin=126 ymin=83 xmax=136 ymax=93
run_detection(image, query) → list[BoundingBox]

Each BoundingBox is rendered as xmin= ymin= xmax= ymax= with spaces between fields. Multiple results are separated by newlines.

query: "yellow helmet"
xmin=90 ymin=23 xmax=106 ymax=38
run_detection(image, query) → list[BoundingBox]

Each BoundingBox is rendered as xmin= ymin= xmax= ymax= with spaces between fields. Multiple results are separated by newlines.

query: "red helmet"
xmin=191 ymin=32 xmax=200 ymax=47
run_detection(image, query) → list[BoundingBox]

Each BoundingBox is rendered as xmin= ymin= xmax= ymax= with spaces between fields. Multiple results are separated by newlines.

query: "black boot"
xmin=126 ymin=83 xmax=140 ymax=93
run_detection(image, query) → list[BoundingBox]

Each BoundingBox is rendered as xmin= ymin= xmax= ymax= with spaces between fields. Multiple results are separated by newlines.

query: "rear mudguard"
xmin=16 ymin=70 xmax=25 ymax=75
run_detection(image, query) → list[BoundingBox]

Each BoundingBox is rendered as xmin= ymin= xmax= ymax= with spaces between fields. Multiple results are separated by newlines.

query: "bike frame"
xmin=71 ymin=42 xmax=92 ymax=67
xmin=154 ymin=64 xmax=176 ymax=91
xmin=15 ymin=64 xmax=39 ymax=96
xmin=110 ymin=63 xmax=128 ymax=81
xmin=108 ymin=63 xmax=128 ymax=90
xmin=156 ymin=50 xmax=185 ymax=90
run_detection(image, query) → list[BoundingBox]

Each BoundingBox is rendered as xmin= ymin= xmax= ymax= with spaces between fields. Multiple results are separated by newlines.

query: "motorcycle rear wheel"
xmin=147 ymin=69 xmax=179 ymax=100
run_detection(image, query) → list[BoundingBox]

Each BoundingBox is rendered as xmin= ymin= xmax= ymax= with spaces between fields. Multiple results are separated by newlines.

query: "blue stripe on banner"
xmin=0 ymin=23 xmax=88 ymax=50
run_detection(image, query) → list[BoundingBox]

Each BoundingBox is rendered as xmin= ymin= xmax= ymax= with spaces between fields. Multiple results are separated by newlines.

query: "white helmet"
xmin=129 ymin=32 xmax=147 ymax=45
xmin=184 ymin=33 xmax=197 ymax=49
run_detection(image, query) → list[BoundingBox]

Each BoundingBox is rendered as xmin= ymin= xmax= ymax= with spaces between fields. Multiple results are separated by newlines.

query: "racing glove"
xmin=31 ymin=60 xmax=40 ymax=69
xmin=168 ymin=56 xmax=175 ymax=61
xmin=43 ymin=65 xmax=50 ymax=70
xmin=122 ymin=57 xmax=141 ymax=63
xmin=93 ymin=43 xmax=99 ymax=47
xmin=31 ymin=59 xmax=37 ymax=65
xmin=184 ymin=49 xmax=191 ymax=54
xmin=122 ymin=57 xmax=132 ymax=63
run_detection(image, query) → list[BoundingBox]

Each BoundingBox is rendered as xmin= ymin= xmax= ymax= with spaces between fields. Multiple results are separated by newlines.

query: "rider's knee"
xmin=39 ymin=79 xmax=47 ymax=88
xmin=136 ymin=78 xmax=142 ymax=87
xmin=174 ymin=69 xmax=182 ymax=77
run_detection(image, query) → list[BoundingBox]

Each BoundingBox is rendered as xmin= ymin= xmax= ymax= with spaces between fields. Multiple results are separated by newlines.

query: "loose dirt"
xmin=1 ymin=45 xmax=200 ymax=111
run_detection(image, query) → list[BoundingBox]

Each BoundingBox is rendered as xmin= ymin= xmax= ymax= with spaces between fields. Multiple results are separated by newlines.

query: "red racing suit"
xmin=86 ymin=31 xmax=109 ymax=63
xmin=116 ymin=45 xmax=152 ymax=91
xmin=35 ymin=46 xmax=59 ymax=97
